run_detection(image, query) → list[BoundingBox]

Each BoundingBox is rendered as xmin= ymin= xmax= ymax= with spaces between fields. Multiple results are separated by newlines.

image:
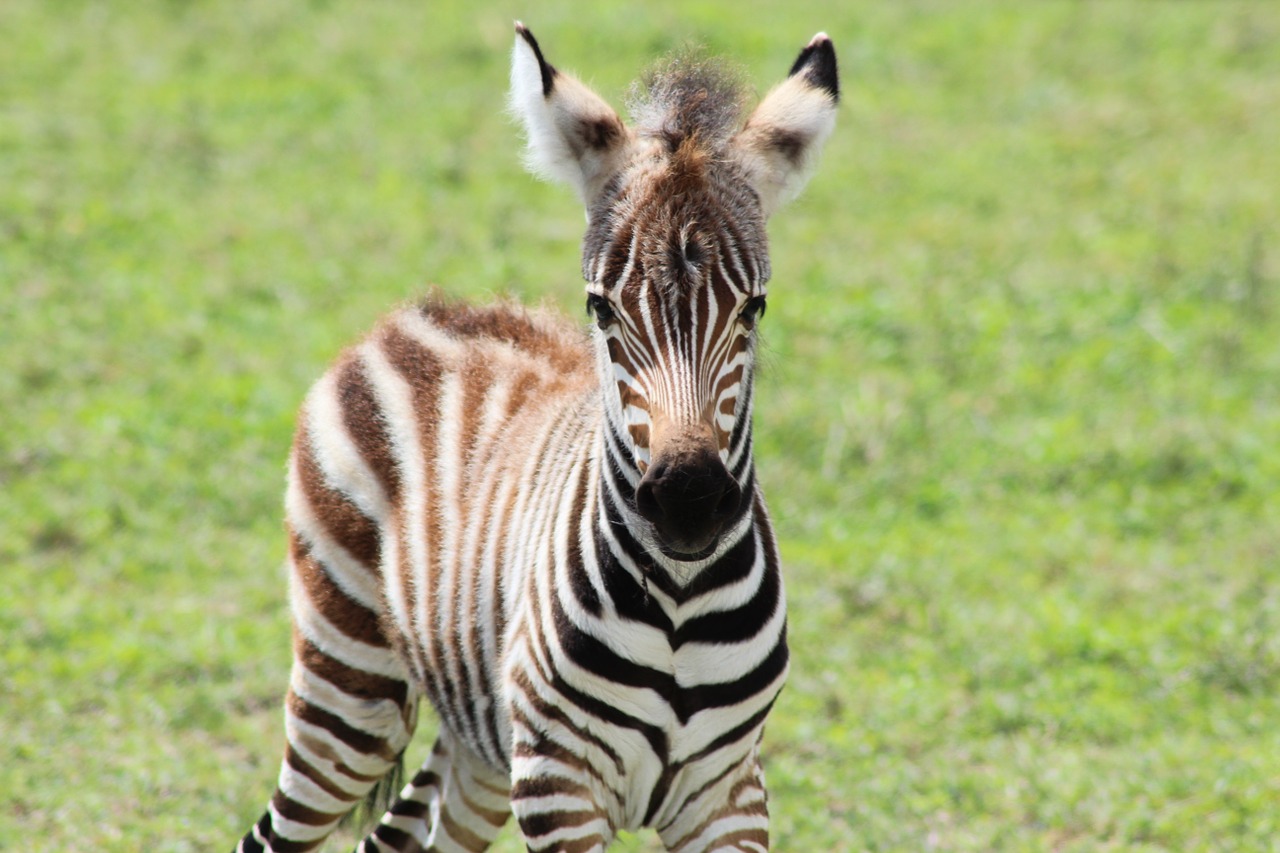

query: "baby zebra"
xmin=235 ymin=23 xmax=837 ymax=853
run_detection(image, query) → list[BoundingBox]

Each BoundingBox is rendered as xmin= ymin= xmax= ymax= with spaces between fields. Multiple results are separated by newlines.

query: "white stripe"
xmin=267 ymin=802 xmax=337 ymax=842
xmin=276 ymin=752 xmax=361 ymax=812
xmin=290 ymin=665 xmax=410 ymax=742
xmin=289 ymin=571 xmax=405 ymax=680
xmin=433 ymin=369 xmax=472 ymax=739
xmin=358 ymin=340 xmax=430 ymax=678
xmin=285 ymin=456 xmax=382 ymax=610
xmin=285 ymin=713 xmax=391 ymax=777
xmin=304 ymin=371 xmax=390 ymax=522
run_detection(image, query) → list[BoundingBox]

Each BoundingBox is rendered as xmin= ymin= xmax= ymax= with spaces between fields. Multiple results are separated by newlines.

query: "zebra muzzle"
xmin=634 ymin=437 xmax=743 ymax=556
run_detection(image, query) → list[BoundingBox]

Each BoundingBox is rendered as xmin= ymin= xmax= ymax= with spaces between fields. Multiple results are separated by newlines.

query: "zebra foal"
xmin=236 ymin=23 xmax=837 ymax=853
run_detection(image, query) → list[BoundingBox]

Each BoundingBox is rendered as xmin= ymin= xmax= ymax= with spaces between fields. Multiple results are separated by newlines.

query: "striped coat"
xmin=237 ymin=23 xmax=837 ymax=853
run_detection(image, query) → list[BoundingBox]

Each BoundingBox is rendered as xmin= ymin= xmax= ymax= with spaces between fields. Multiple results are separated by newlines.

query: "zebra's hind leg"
xmin=236 ymin=526 xmax=420 ymax=853
xmin=357 ymin=730 xmax=511 ymax=852
xmin=236 ymin=638 xmax=419 ymax=853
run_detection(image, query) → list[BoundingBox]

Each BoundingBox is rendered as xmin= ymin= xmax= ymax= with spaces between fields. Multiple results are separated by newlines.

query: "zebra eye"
xmin=740 ymin=295 xmax=767 ymax=329
xmin=585 ymin=292 xmax=616 ymax=330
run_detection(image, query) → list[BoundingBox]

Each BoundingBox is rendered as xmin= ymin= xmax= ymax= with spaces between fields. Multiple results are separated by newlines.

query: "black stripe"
xmin=372 ymin=822 xmax=416 ymax=850
xmin=526 ymin=623 xmax=670 ymax=762
xmin=654 ymin=757 xmax=743 ymax=833
xmin=512 ymin=668 xmax=629 ymax=785
xmin=553 ymin=594 xmax=677 ymax=698
xmin=595 ymin=501 xmax=677 ymax=625
xmin=291 ymin=697 xmax=388 ymax=757
xmin=678 ymin=698 xmax=777 ymax=769
xmin=672 ymin=637 xmax=789 ymax=723
xmin=390 ymin=797 xmax=431 ymax=819
xmin=679 ymin=517 xmax=757 ymax=600
xmin=672 ymin=555 xmax=778 ymax=649
xmin=567 ymin=466 xmax=603 ymax=618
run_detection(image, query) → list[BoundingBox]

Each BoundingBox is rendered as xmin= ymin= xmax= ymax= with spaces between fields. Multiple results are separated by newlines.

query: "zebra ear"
xmin=732 ymin=33 xmax=839 ymax=217
xmin=509 ymin=23 xmax=634 ymax=206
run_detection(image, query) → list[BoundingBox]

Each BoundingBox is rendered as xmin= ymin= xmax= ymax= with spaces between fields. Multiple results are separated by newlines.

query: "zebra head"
xmin=511 ymin=24 xmax=838 ymax=557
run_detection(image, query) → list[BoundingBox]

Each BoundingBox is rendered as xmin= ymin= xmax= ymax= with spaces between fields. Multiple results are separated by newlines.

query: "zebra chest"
xmin=557 ymin=614 xmax=770 ymax=724
xmin=545 ymin=615 xmax=784 ymax=826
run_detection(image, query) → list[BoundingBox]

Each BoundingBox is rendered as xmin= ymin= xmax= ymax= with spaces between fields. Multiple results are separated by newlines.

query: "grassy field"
xmin=3 ymin=1 xmax=1279 ymax=850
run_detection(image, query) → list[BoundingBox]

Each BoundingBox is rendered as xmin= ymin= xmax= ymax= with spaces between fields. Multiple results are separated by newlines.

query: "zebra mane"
xmin=627 ymin=48 xmax=748 ymax=158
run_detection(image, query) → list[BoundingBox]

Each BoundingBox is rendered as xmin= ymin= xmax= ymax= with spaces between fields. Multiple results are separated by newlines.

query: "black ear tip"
xmin=788 ymin=32 xmax=839 ymax=102
xmin=514 ymin=21 xmax=558 ymax=98
xmin=514 ymin=21 xmax=539 ymax=53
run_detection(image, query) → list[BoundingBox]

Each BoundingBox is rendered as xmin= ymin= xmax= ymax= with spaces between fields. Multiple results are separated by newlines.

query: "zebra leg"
xmin=236 ymin=528 xmax=419 ymax=853
xmin=510 ymin=769 xmax=614 ymax=853
xmin=655 ymin=761 xmax=770 ymax=853
xmin=508 ymin=729 xmax=617 ymax=853
xmin=356 ymin=731 xmax=511 ymax=852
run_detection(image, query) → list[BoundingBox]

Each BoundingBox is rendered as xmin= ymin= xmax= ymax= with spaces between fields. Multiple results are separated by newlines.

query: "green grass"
xmin=3 ymin=1 xmax=1279 ymax=850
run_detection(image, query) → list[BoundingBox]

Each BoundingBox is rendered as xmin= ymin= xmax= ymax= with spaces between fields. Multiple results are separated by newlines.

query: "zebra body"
xmin=238 ymin=23 xmax=836 ymax=853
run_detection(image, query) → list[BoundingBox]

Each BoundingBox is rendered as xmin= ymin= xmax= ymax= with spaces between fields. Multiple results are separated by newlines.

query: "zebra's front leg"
xmin=509 ymin=717 xmax=617 ymax=853
xmin=357 ymin=730 xmax=511 ymax=852
xmin=655 ymin=760 xmax=770 ymax=853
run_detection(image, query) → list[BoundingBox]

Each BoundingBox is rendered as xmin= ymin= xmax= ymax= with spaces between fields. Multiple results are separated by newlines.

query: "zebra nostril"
xmin=634 ymin=452 xmax=739 ymax=545
xmin=713 ymin=479 xmax=743 ymax=520
xmin=635 ymin=478 xmax=663 ymax=525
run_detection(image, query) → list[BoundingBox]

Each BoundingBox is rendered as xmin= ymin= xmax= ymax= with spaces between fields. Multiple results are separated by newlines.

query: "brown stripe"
xmin=290 ymin=534 xmax=387 ymax=649
xmin=676 ymin=827 xmax=767 ymax=853
xmin=665 ymin=775 xmax=768 ymax=850
xmin=335 ymin=354 xmax=402 ymax=503
xmin=505 ymin=370 xmax=539 ymax=418
xmin=378 ymin=324 xmax=446 ymax=682
xmin=270 ymin=791 xmax=343 ymax=828
xmin=628 ymin=422 xmax=649 ymax=450
xmin=440 ymin=807 xmax=491 ymax=851
xmin=655 ymin=759 xmax=745 ymax=834
xmin=293 ymin=431 xmax=382 ymax=572
xmin=296 ymin=637 xmax=407 ymax=706
xmin=716 ymin=359 xmax=745 ymax=405
xmin=615 ymin=377 xmax=646 ymax=412
xmin=446 ymin=354 xmax=493 ymax=752
xmin=473 ymin=770 xmax=511 ymax=800
xmin=528 ymin=834 xmax=606 ymax=853
xmin=287 ymin=692 xmax=395 ymax=760
xmin=258 ymin=835 xmax=323 ymax=853
xmin=456 ymin=781 xmax=511 ymax=828
xmin=283 ymin=744 xmax=355 ymax=803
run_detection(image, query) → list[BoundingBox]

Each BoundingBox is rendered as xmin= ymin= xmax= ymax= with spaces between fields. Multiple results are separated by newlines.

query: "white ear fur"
xmin=733 ymin=33 xmax=839 ymax=217
xmin=509 ymin=23 xmax=633 ymax=206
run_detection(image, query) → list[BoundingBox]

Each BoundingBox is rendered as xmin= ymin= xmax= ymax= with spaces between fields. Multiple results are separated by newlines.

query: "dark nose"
xmin=635 ymin=448 xmax=743 ymax=554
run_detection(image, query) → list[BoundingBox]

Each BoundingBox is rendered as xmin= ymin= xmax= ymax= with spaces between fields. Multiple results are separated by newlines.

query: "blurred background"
xmin=2 ymin=1 xmax=1277 ymax=850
